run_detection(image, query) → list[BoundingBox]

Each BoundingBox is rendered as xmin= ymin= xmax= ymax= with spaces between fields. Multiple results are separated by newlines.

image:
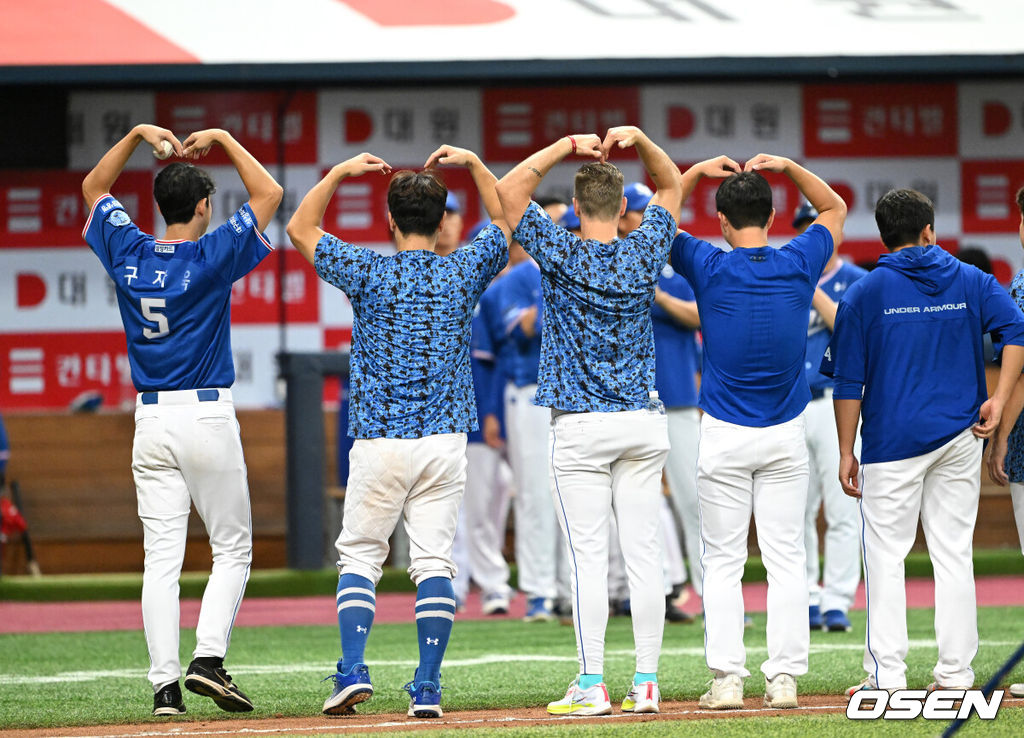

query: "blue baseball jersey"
xmin=468 ymin=302 xmax=501 ymax=444
xmin=499 ymin=260 xmax=543 ymax=388
xmin=83 ymin=194 xmax=272 ymax=391
xmin=1003 ymin=270 xmax=1024 ymax=482
xmin=512 ymin=201 xmax=676 ymax=412
xmin=651 ymin=265 xmax=700 ymax=408
xmin=823 ymin=245 xmax=1024 ymax=464
xmin=671 ymin=224 xmax=833 ymax=427
xmin=805 ymin=260 xmax=868 ymax=393
xmin=314 ymin=225 xmax=508 ymax=439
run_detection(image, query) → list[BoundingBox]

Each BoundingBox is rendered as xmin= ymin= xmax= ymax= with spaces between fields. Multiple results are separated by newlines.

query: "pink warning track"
xmin=2 ymin=576 xmax=1024 ymax=635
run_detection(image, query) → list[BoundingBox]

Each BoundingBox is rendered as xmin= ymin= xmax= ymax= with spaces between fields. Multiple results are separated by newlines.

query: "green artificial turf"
xmin=1 ymin=548 xmax=1021 ymax=602
xmin=1 ymin=606 xmax=1022 ymax=732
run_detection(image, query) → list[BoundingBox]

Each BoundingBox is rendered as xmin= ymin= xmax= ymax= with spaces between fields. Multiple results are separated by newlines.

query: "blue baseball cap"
xmin=792 ymin=200 xmax=818 ymax=228
xmin=445 ymin=191 xmax=461 ymax=213
xmin=624 ymin=182 xmax=653 ymax=213
xmin=559 ymin=208 xmax=580 ymax=231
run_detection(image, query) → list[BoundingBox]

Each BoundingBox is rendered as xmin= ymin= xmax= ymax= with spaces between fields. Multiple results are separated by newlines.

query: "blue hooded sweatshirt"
xmin=821 ymin=245 xmax=1024 ymax=464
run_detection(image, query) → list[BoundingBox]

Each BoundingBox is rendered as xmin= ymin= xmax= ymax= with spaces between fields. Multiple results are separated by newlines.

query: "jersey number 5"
xmin=141 ymin=298 xmax=170 ymax=339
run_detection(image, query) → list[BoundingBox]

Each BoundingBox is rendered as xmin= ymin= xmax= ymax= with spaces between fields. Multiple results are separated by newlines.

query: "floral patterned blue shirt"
xmin=512 ymin=201 xmax=676 ymax=412
xmin=314 ymin=225 xmax=508 ymax=439
xmin=1004 ymin=270 xmax=1024 ymax=482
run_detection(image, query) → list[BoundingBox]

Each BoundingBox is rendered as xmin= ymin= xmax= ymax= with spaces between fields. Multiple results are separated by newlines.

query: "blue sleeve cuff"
xmin=832 ymin=381 xmax=864 ymax=401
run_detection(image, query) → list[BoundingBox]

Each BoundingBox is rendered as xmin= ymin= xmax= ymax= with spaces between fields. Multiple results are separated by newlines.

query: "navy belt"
xmin=141 ymin=389 xmax=221 ymax=405
xmin=810 ymin=387 xmax=827 ymax=401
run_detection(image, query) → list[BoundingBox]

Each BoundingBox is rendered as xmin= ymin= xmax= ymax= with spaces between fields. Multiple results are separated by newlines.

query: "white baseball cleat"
xmin=1009 ymin=683 xmax=1024 ymax=698
xmin=547 ymin=679 xmax=612 ymax=716
xmin=764 ymin=673 xmax=798 ymax=709
xmin=699 ymin=674 xmax=744 ymax=709
xmin=621 ymin=681 xmax=660 ymax=713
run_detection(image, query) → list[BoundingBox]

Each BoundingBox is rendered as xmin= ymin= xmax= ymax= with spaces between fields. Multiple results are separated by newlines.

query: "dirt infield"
xmin=5 ymin=695 xmax=854 ymax=737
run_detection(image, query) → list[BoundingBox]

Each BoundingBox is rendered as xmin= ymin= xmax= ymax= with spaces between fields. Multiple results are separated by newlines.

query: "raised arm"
xmin=602 ymin=126 xmax=682 ymax=220
xmin=286 ymin=153 xmax=392 ymax=264
xmin=745 ymin=154 xmax=847 ymax=247
xmin=181 ymin=129 xmax=283 ymax=232
xmin=424 ymin=145 xmax=510 ymax=243
xmin=679 ymin=156 xmax=742 ymax=208
xmin=83 ymin=124 xmax=183 ymax=209
xmin=495 ymin=134 xmax=603 ymax=231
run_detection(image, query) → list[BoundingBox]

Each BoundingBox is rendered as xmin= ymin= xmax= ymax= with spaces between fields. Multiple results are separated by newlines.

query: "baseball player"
xmin=82 ymin=124 xmax=283 ymax=716
xmin=499 ymin=247 xmax=562 ymax=621
xmin=673 ymin=154 xmax=846 ymax=710
xmin=496 ymin=126 xmax=682 ymax=716
xmin=825 ymin=188 xmax=1024 ymax=695
xmin=975 ymin=187 xmax=1024 ymax=701
xmin=287 ymin=145 xmax=509 ymax=719
xmin=793 ymin=202 xmax=866 ymax=633
xmin=624 ymin=182 xmax=704 ymax=613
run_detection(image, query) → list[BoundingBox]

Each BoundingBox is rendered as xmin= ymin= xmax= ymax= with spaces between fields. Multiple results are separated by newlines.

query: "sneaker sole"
xmin=323 ymin=685 xmax=372 ymax=715
xmin=408 ymin=704 xmax=443 ymax=718
xmin=628 ymin=701 xmax=659 ymax=713
xmin=547 ymin=704 xmax=612 ymax=716
xmin=153 ymin=706 xmax=186 ymax=716
xmin=826 ymin=624 xmax=853 ymax=632
xmin=764 ymin=695 xmax=798 ymax=709
xmin=184 ymin=674 xmax=254 ymax=712
xmin=698 ymin=698 xmax=743 ymax=709
xmin=1009 ymin=686 xmax=1024 ymax=698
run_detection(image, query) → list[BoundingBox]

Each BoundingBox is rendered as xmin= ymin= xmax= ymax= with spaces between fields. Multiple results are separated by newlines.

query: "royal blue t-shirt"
xmin=823 ymin=245 xmax=1024 ymax=464
xmin=805 ymin=260 xmax=868 ymax=393
xmin=652 ymin=265 xmax=700 ymax=408
xmin=499 ymin=260 xmax=543 ymax=388
xmin=83 ymin=193 xmax=273 ymax=391
xmin=671 ymin=224 xmax=833 ymax=427
xmin=512 ymin=201 xmax=677 ymax=412
xmin=315 ymin=225 xmax=508 ymax=439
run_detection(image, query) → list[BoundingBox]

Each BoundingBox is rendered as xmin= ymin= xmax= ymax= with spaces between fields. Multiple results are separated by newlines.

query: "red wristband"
xmin=566 ymin=135 xmax=577 ymax=155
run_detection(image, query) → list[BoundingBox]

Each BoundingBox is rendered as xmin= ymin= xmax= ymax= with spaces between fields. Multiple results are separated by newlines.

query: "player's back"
xmin=511 ymin=201 xmax=677 ymax=412
xmin=314 ymin=226 xmax=507 ymax=439
xmin=671 ymin=224 xmax=833 ymax=426
xmin=84 ymin=195 xmax=272 ymax=391
xmin=828 ymin=244 xmax=1024 ymax=463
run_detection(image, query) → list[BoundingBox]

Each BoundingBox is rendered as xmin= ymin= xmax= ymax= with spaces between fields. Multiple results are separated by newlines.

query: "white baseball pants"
xmin=859 ymin=427 xmax=981 ymax=689
xmin=505 ymin=383 xmax=559 ymax=599
xmin=551 ymin=408 xmax=670 ymax=676
xmin=460 ymin=442 xmax=512 ymax=597
xmin=1010 ymin=483 xmax=1024 ymax=555
xmin=698 ymin=412 xmax=809 ymax=680
xmin=336 ymin=433 xmax=467 ymax=586
xmin=663 ymin=407 xmax=702 ymax=595
xmin=804 ymin=391 xmax=861 ymax=612
xmin=133 ymin=389 xmax=252 ymax=691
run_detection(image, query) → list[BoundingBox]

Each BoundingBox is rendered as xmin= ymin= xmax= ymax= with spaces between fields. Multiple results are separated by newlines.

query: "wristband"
xmin=566 ymin=135 xmax=577 ymax=155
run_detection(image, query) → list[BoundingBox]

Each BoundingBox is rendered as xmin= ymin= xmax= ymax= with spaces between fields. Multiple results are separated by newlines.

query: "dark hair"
xmin=535 ymin=194 xmax=568 ymax=209
xmin=387 ymin=170 xmax=447 ymax=237
xmin=574 ymin=163 xmax=624 ymax=220
xmin=153 ymin=162 xmax=216 ymax=226
xmin=715 ymin=172 xmax=773 ymax=229
xmin=957 ymin=246 xmax=993 ymax=275
xmin=1016 ymin=186 xmax=1024 ymax=216
xmin=874 ymin=189 xmax=934 ymax=249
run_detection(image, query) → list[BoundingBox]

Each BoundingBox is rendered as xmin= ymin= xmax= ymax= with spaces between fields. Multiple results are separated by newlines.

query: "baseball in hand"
xmin=152 ymin=140 xmax=174 ymax=160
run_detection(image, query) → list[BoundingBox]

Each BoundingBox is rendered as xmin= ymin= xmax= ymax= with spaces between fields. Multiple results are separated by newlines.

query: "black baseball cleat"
xmin=184 ymin=658 xmax=254 ymax=712
xmin=153 ymin=681 xmax=186 ymax=716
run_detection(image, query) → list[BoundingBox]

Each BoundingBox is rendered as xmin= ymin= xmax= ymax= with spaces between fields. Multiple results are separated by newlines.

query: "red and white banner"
xmin=803 ymin=83 xmax=958 ymax=159
xmin=5 ymin=80 xmax=1024 ymax=410
xmin=0 ymin=171 xmax=154 ymax=248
